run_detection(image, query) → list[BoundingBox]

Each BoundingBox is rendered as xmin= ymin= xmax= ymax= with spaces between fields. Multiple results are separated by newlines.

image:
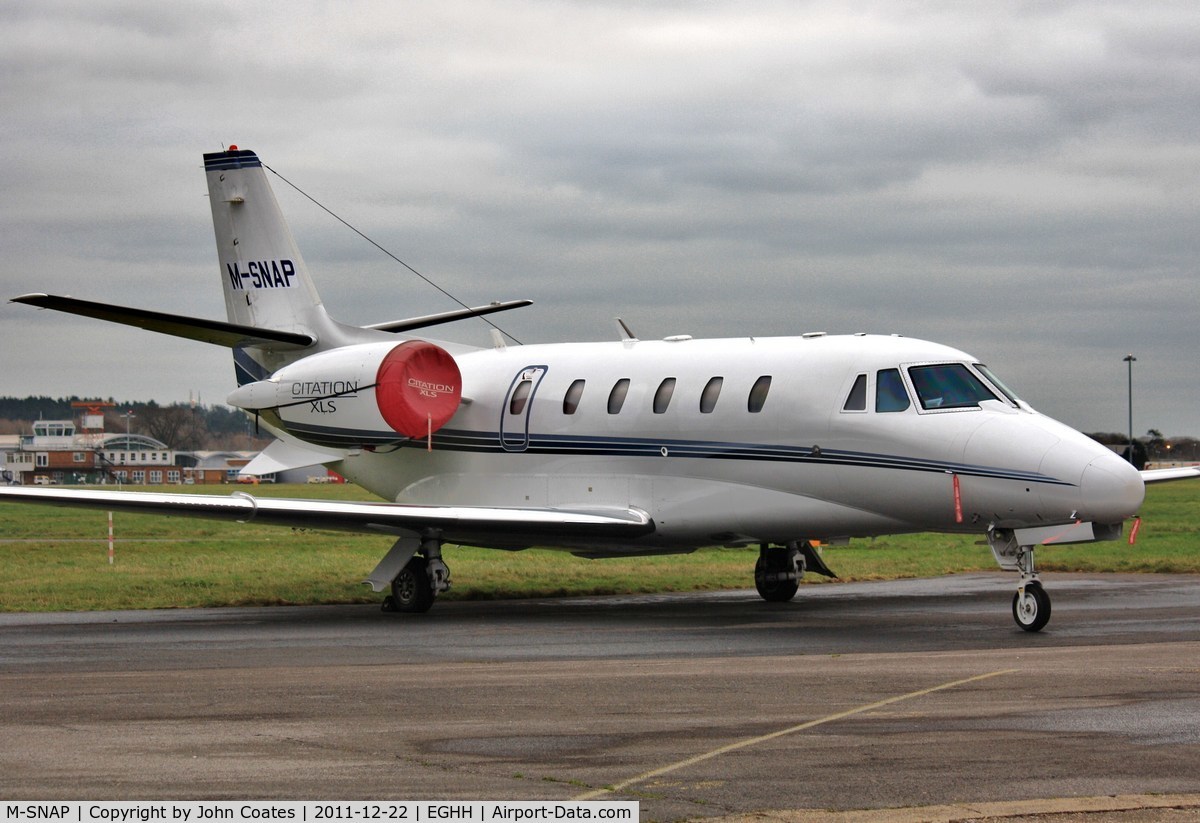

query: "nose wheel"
xmin=989 ymin=527 xmax=1053 ymax=632
xmin=1012 ymin=581 xmax=1051 ymax=632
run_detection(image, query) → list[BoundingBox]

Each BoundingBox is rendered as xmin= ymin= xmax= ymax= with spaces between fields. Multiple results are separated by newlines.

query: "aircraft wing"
xmin=11 ymin=293 xmax=314 ymax=349
xmin=1141 ymin=466 xmax=1200 ymax=484
xmin=0 ymin=486 xmax=655 ymax=546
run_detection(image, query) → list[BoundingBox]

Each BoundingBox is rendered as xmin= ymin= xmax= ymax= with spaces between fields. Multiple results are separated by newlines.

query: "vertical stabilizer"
xmin=204 ymin=148 xmax=327 ymax=335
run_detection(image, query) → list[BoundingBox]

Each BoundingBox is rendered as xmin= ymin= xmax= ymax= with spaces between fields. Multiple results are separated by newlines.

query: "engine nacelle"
xmin=227 ymin=340 xmax=463 ymax=446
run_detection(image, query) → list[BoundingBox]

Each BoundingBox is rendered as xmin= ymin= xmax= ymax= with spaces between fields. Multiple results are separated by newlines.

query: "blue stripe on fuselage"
xmin=277 ymin=422 xmax=1072 ymax=486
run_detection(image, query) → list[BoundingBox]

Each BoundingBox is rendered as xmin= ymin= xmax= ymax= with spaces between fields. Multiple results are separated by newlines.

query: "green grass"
xmin=0 ymin=481 xmax=1197 ymax=612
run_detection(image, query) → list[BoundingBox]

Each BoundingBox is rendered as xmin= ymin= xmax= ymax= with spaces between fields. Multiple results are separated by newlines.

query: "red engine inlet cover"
xmin=375 ymin=341 xmax=463 ymax=437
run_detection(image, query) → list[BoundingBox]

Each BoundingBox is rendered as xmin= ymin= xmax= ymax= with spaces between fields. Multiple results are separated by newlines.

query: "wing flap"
xmin=0 ymin=486 xmax=655 ymax=544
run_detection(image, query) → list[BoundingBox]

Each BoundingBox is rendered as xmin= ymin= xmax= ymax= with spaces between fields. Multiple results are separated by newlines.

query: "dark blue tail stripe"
xmin=203 ymin=150 xmax=262 ymax=171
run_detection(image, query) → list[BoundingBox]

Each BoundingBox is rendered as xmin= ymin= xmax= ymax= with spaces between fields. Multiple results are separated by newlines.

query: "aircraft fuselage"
xmin=321 ymin=332 xmax=1145 ymax=554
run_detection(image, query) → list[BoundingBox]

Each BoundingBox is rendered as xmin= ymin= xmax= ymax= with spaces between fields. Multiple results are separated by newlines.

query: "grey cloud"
xmin=1 ymin=0 xmax=1196 ymax=435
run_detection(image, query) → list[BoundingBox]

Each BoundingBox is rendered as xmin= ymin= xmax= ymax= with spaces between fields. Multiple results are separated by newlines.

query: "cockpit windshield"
xmin=974 ymin=363 xmax=1020 ymax=404
xmin=907 ymin=363 xmax=999 ymax=410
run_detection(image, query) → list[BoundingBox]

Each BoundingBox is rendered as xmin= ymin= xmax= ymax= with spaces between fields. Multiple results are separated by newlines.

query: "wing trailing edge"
xmin=0 ymin=486 xmax=656 ymax=546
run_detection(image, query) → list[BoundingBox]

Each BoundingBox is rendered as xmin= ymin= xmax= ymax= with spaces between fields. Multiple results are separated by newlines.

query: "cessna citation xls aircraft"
xmin=4 ymin=147 xmax=1196 ymax=632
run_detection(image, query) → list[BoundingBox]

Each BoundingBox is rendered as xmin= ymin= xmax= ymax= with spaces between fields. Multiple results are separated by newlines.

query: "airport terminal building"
xmin=0 ymin=418 xmax=260 ymax=486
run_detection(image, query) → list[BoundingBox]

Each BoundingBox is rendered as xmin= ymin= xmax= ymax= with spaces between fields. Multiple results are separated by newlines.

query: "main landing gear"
xmin=754 ymin=541 xmax=837 ymax=602
xmin=368 ymin=534 xmax=451 ymax=614
xmin=989 ymin=527 xmax=1051 ymax=632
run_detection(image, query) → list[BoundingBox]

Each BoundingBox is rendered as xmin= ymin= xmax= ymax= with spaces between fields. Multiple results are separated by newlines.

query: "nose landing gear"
xmin=989 ymin=527 xmax=1052 ymax=632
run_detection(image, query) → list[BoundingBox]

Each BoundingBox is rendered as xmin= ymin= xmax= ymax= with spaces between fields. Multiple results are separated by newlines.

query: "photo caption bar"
xmin=0 ymin=803 xmax=639 ymax=823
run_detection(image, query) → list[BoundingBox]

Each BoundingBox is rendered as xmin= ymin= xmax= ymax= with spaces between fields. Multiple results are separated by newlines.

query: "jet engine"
xmin=227 ymin=340 xmax=463 ymax=447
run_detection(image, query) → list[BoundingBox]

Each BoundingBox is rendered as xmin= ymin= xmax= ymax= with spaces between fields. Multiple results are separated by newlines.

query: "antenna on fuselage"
xmin=615 ymin=318 xmax=638 ymax=342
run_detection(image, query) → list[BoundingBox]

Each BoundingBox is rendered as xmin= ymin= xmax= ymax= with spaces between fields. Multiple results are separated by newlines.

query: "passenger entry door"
xmin=500 ymin=366 xmax=548 ymax=452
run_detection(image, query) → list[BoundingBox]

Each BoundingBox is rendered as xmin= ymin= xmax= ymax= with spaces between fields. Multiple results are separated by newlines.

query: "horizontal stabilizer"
xmin=365 ymin=299 xmax=532 ymax=333
xmin=10 ymin=293 xmax=314 ymax=349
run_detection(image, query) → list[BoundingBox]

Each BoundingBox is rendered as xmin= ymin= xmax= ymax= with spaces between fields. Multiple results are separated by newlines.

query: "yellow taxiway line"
xmin=574 ymin=668 xmax=1017 ymax=801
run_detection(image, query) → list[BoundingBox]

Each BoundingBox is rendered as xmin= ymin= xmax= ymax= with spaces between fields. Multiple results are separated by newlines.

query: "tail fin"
xmin=204 ymin=148 xmax=329 ymax=335
xmin=14 ymin=148 xmax=528 ymax=390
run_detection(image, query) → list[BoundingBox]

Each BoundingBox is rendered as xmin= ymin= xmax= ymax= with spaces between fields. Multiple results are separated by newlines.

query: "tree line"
xmin=1074 ymin=430 xmax=1200 ymax=467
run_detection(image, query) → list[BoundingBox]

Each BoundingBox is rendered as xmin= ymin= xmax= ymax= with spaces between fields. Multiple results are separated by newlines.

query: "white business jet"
xmin=5 ymin=147 xmax=1194 ymax=631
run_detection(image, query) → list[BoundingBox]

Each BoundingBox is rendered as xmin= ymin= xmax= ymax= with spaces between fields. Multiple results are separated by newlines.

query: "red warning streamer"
xmin=952 ymin=473 xmax=963 ymax=524
xmin=1128 ymin=516 xmax=1142 ymax=545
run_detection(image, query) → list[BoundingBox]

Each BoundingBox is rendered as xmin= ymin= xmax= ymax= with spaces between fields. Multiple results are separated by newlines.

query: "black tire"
xmin=1012 ymin=582 xmax=1051 ymax=632
xmin=755 ymin=554 xmax=800 ymax=602
xmin=390 ymin=556 xmax=434 ymax=613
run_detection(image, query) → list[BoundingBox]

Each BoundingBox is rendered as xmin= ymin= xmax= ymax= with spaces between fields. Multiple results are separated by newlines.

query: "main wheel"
xmin=755 ymin=554 xmax=800 ymax=602
xmin=1012 ymin=582 xmax=1051 ymax=632
xmin=390 ymin=556 xmax=435 ymax=613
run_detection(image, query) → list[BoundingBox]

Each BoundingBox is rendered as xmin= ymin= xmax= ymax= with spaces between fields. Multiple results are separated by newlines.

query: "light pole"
xmin=1123 ymin=355 xmax=1136 ymax=465
xmin=121 ymin=410 xmax=135 ymax=466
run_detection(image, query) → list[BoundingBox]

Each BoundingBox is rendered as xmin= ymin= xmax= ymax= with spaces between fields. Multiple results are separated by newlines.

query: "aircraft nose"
xmin=1079 ymin=453 xmax=1145 ymax=522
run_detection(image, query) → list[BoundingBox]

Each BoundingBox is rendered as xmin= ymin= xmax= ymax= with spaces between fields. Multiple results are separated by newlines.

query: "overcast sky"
xmin=3 ymin=0 xmax=1197 ymax=436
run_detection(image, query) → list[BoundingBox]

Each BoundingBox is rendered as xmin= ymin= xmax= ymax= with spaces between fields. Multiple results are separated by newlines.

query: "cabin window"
xmin=509 ymin=379 xmax=533 ymax=415
xmin=563 ymin=379 xmax=585 ymax=414
xmin=608 ymin=378 xmax=631 ymax=414
xmin=875 ymin=369 xmax=911 ymax=412
xmin=747 ymin=375 xmax=772 ymax=413
xmin=700 ymin=377 xmax=723 ymax=413
xmin=908 ymin=363 xmax=998 ymax=410
xmin=653 ymin=378 xmax=676 ymax=414
xmin=843 ymin=374 xmax=867 ymax=411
